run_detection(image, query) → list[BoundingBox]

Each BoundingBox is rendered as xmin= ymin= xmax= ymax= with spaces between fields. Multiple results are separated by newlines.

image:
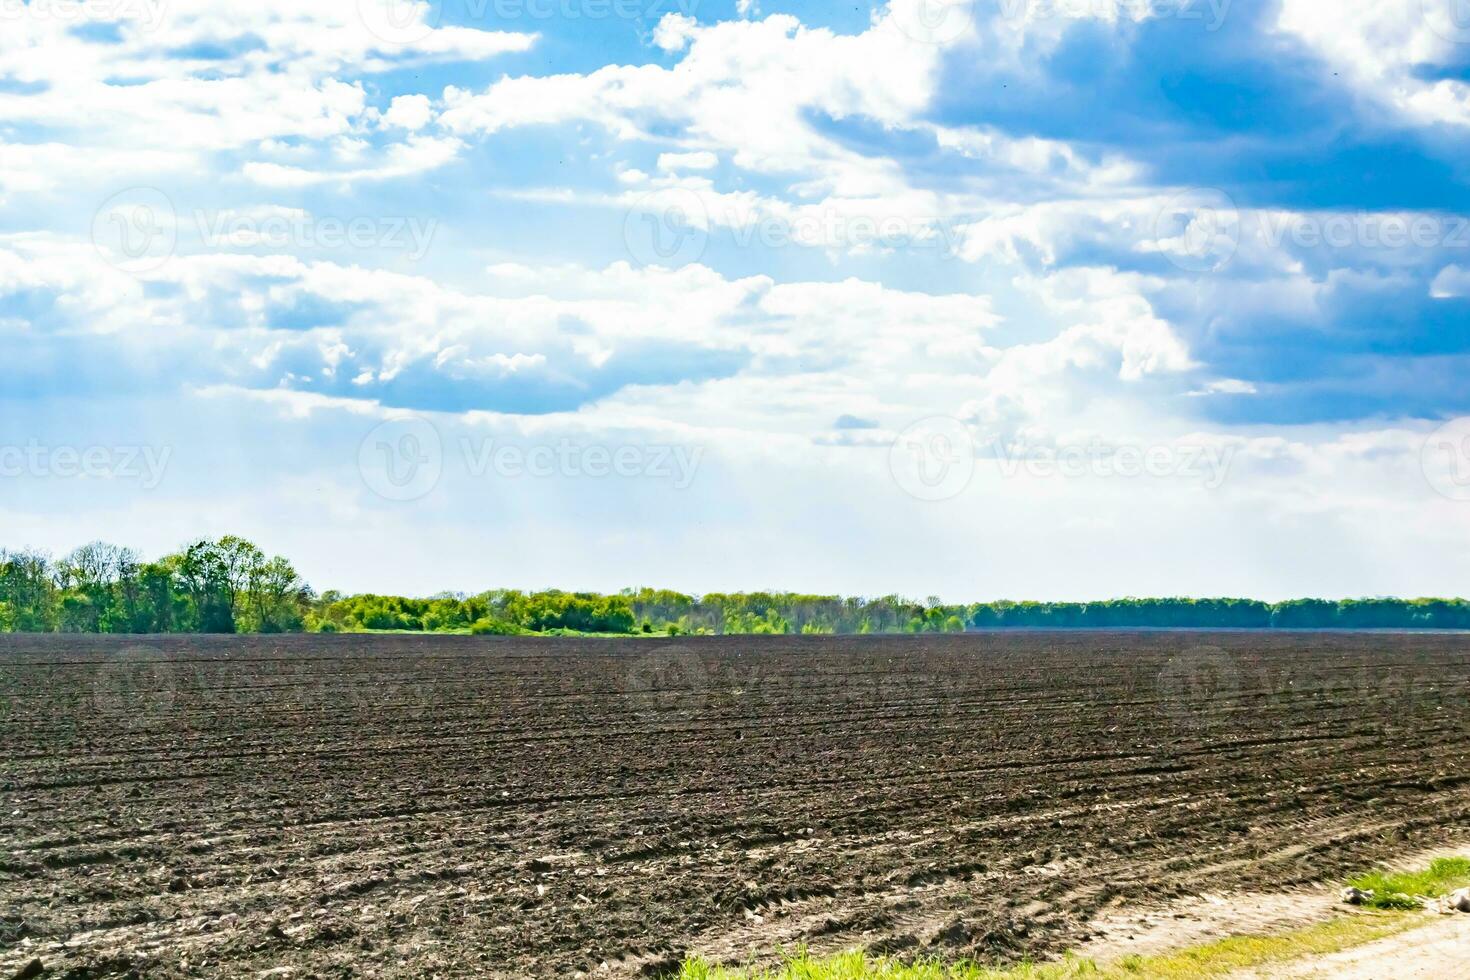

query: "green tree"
xmin=244 ymin=555 xmax=310 ymax=632
xmin=0 ymin=549 xmax=58 ymax=631
xmin=174 ymin=536 xmax=266 ymax=632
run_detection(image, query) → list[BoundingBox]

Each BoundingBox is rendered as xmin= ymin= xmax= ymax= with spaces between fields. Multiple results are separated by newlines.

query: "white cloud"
xmin=1190 ymin=379 xmax=1259 ymax=396
xmin=1 ymin=0 xmax=1464 ymax=599
xmin=383 ymin=94 xmax=434 ymax=131
xmin=1431 ymin=264 xmax=1470 ymax=298
xmin=442 ymin=12 xmax=941 ymax=192
xmin=652 ymin=13 xmax=700 ymax=51
xmin=242 ymin=135 xmax=463 ymax=186
xmin=0 ymin=141 xmax=192 ymax=200
xmin=657 ymin=151 xmax=719 ymax=172
xmin=0 ymin=4 xmax=533 ymax=191
xmin=928 ymin=123 xmax=1144 ymax=193
xmin=1276 ymin=0 xmax=1470 ymax=126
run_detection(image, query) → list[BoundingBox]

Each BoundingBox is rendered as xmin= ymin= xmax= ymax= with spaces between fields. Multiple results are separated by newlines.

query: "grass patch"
xmin=676 ymin=913 xmax=1421 ymax=980
xmin=678 ymin=950 xmax=1091 ymax=979
xmin=678 ymin=855 xmax=1470 ymax=978
xmin=1346 ymin=856 xmax=1470 ymax=910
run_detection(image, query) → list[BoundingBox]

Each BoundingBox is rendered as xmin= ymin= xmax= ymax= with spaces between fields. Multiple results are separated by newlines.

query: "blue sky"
xmin=2 ymin=0 xmax=1469 ymax=599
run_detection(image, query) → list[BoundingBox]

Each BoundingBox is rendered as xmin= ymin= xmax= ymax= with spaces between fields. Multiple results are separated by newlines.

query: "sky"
xmin=3 ymin=0 xmax=1470 ymax=601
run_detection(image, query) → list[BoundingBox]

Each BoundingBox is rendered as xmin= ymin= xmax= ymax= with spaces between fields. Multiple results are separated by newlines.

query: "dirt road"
xmin=1241 ymin=913 xmax=1470 ymax=977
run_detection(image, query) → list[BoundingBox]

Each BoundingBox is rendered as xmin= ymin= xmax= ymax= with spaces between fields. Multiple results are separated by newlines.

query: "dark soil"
xmin=2 ymin=631 xmax=1468 ymax=977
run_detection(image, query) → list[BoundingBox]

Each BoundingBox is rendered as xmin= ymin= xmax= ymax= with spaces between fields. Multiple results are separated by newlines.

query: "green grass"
xmin=346 ymin=627 xmax=473 ymax=635
xmin=676 ymin=854 xmax=1470 ymax=979
xmin=677 ymin=950 xmax=1086 ymax=979
xmin=1346 ymin=856 xmax=1470 ymax=910
xmin=674 ymin=911 xmax=1419 ymax=980
xmin=327 ymin=626 xmax=654 ymax=637
xmin=678 ymin=866 xmax=1470 ymax=980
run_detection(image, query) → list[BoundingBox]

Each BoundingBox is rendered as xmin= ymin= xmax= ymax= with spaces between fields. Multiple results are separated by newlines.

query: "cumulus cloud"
xmin=657 ymin=151 xmax=719 ymax=172
xmin=1275 ymin=0 xmax=1470 ymax=126
xmin=0 ymin=3 xmax=532 ymax=188
xmin=2 ymin=0 xmax=1468 ymax=594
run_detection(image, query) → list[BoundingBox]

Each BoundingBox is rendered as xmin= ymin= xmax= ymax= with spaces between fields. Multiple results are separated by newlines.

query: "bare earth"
xmin=3 ymin=632 xmax=1470 ymax=978
xmin=1079 ymin=887 xmax=1342 ymax=962
xmin=1243 ymin=914 xmax=1470 ymax=977
xmin=1079 ymin=843 xmax=1470 ymax=976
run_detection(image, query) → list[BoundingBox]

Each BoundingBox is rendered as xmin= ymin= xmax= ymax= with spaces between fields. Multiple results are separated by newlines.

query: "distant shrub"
xmin=469 ymin=617 xmax=521 ymax=636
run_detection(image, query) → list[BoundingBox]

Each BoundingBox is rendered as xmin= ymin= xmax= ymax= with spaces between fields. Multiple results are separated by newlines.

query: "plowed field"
xmin=3 ymin=632 xmax=1468 ymax=977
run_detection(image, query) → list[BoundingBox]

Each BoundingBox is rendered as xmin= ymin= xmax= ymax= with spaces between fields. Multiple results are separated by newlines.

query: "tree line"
xmin=2 ymin=539 xmax=1468 ymax=635
xmin=0 ymin=538 xmax=309 ymax=634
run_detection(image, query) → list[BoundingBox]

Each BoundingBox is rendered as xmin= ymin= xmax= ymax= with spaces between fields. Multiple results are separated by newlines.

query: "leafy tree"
xmin=0 ymin=549 xmax=58 ymax=632
xmin=244 ymin=556 xmax=310 ymax=632
xmin=175 ymin=539 xmax=241 ymax=632
xmin=3 ymin=538 xmax=1469 ymax=636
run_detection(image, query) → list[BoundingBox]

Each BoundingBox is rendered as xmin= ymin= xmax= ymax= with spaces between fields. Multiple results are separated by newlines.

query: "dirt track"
xmin=1245 ymin=912 xmax=1470 ymax=977
xmin=2 ymin=632 xmax=1469 ymax=977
